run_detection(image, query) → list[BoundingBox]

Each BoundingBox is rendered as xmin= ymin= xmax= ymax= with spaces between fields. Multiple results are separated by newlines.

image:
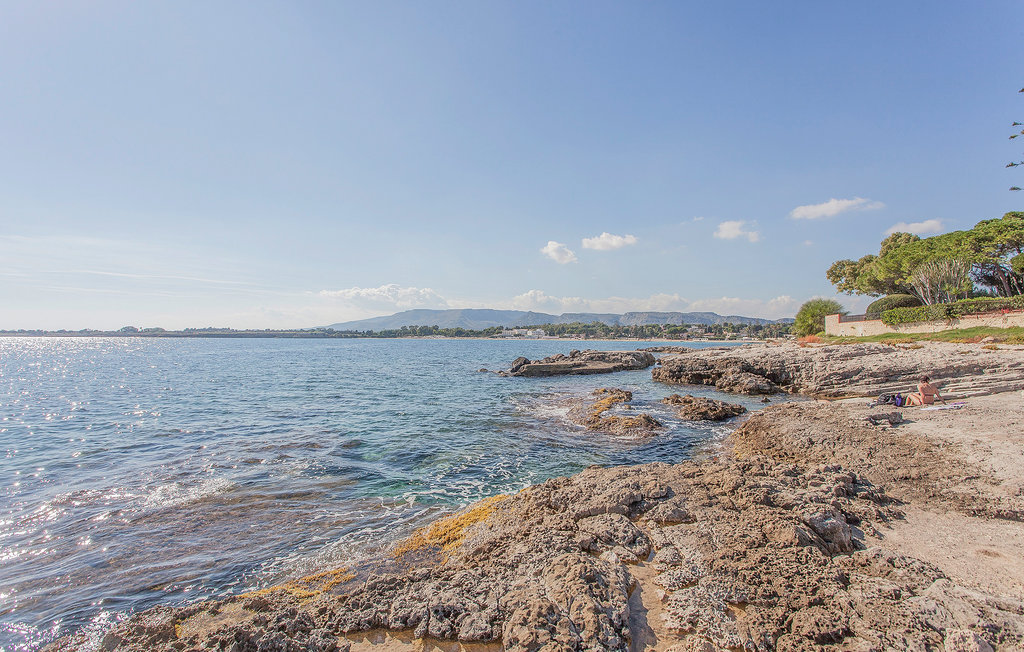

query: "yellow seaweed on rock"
xmin=241 ymin=582 xmax=319 ymax=602
xmin=238 ymin=566 xmax=355 ymax=603
xmin=392 ymin=494 xmax=508 ymax=558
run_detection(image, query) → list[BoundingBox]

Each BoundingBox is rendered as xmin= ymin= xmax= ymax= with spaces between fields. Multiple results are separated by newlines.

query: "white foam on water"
xmin=141 ymin=477 xmax=235 ymax=510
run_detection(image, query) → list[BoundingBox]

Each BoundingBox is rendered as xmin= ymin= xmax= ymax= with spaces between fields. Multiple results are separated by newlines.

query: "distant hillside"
xmin=326 ymin=309 xmax=791 ymax=331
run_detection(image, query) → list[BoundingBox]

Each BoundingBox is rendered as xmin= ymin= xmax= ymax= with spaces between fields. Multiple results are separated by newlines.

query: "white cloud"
xmin=789 ymin=197 xmax=885 ymax=220
xmin=540 ymin=241 xmax=578 ymax=264
xmin=691 ymin=216 xmax=705 ymax=222
xmin=581 ymin=232 xmax=638 ymax=251
xmin=714 ymin=220 xmax=760 ymax=243
xmin=803 ymin=240 xmax=814 ymax=247
xmin=509 ymin=290 xmax=691 ymax=314
xmin=509 ymin=290 xmax=589 ymax=312
xmin=318 ymin=283 xmax=449 ymax=309
xmin=686 ymin=295 xmax=800 ymax=320
xmin=884 ymin=219 xmax=944 ymax=236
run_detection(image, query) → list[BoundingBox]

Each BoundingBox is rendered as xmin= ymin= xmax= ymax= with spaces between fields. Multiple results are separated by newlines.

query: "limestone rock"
xmin=652 ymin=341 xmax=1024 ymax=398
xmin=662 ymin=394 xmax=747 ymax=421
xmin=577 ymin=513 xmax=651 ymax=560
xmin=568 ymin=388 xmax=663 ymax=437
xmin=801 ymin=507 xmax=854 ymax=554
xmin=505 ymin=350 xmax=656 ymax=377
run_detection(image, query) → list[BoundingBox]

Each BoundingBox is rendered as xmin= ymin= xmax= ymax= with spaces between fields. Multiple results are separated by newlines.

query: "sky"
xmin=1 ymin=2 xmax=1022 ymax=329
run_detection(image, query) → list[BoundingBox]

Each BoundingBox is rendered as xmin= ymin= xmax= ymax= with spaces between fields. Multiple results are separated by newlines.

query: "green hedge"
xmin=881 ymin=296 xmax=1024 ymax=325
xmin=865 ymin=294 xmax=922 ymax=318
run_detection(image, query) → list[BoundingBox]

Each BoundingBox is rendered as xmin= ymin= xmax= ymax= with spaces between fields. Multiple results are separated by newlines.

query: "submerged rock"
xmin=662 ymin=394 xmax=747 ymax=421
xmin=504 ymin=350 xmax=655 ymax=377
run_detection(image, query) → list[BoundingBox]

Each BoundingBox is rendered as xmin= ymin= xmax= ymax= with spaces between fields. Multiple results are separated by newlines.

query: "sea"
xmin=0 ymin=336 xmax=767 ymax=650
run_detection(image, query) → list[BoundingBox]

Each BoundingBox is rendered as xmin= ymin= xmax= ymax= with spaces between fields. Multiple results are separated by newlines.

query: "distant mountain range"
xmin=326 ymin=309 xmax=793 ymax=331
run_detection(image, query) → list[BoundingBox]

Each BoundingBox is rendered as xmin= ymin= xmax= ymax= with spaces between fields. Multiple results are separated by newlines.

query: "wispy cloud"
xmin=581 ymin=232 xmax=638 ymax=251
xmin=540 ymin=241 xmax=578 ymax=264
xmin=74 ymin=269 xmax=251 ymax=286
xmin=509 ymin=290 xmax=689 ymax=314
xmin=884 ymin=219 xmax=944 ymax=236
xmin=789 ymin=197 xmax=885 ymax=220
xmin=686 ymin=295 xmax=799 ymax=320
xmin=714 ymin=220 xmax=760 ymax=243
xmin=319 ymin=283 xmax=449 ymax=309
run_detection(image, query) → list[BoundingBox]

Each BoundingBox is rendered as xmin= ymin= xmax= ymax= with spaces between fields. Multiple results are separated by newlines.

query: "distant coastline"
xmin=0 ymin=325 xmax=785 ymax=342
xmin=0 ymin=329 xmax=763 ymax=343
xmin=1 ymin=313 xmax=792 ymax=341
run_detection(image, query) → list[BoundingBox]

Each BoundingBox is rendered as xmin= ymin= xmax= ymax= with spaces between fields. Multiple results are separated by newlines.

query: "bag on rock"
xmin=875 ymin=393 xmax=905 ymax=407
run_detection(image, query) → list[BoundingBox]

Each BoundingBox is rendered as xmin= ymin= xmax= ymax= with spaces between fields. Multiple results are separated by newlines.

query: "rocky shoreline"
xmin=47 ymin=342 xmax=1024 ymax=651
xmin=649 ymin=341 xmax=1024 ymax=398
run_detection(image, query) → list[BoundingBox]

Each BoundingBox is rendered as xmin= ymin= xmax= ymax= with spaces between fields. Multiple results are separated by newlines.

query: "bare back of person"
xmin=908 ymin=375 xmax=945 ymax=406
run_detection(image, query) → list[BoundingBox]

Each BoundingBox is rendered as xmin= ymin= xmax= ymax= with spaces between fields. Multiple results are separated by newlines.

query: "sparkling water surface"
xmin=0 ymin=337 xmax=763 ymax=650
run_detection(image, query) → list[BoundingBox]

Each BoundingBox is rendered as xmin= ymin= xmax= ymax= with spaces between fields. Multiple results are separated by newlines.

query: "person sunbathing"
xmin=907 ymin=375 xmax=946 ymax=406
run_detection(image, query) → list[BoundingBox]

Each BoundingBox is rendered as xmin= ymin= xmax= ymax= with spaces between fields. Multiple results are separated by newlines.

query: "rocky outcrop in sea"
xmin=566 ymin=388 xmax=663 ymax=436
xmin=504 ymin=350 xmax=655 ymax=377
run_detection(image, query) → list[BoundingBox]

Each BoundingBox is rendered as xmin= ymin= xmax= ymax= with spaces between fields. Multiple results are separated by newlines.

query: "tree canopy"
xmin=826 ymin=212 xmax=1024 ymax=299
xmin=793 ymin=298 xmax=845 ymax=336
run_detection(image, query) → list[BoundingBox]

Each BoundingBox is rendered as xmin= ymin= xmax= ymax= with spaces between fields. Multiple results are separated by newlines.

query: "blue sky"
xmin=1 ymin=2 xmax=1021 ymax=329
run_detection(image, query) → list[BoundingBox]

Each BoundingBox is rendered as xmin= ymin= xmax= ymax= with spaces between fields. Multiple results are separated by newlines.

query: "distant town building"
xmin=501 ymin=328 xmax=546 ymax=339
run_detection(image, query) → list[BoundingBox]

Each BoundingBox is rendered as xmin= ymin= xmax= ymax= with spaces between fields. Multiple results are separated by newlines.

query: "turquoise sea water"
xmin=0 ymin=337 xmax=763 ymax=650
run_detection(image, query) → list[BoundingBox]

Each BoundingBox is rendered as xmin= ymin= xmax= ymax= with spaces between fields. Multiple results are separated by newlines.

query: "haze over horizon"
xmin=2 ymin=2 xmax=1020 ymax=330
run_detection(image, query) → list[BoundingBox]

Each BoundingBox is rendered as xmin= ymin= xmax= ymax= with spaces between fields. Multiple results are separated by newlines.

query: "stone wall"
xmin=825 ymin=310 xmax=1024 ymax=337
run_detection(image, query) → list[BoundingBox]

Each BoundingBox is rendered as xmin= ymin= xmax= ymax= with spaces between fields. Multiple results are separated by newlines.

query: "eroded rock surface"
xmin=504 ymin=350 xmax=655 ymax=377
xmin=662 ymin=394 xmax=747 ymax=421
xmin=652 ymin=341 xmax=1024 ymax=398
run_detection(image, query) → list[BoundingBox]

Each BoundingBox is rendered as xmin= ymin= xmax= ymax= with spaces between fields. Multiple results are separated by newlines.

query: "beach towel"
xmin=920 ymin=402 xmax=967 ymax=411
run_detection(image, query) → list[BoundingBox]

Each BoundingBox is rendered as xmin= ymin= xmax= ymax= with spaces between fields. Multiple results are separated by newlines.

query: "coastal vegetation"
xmin=793 ymin=298 xmax=845 ymax=336
xmin=827 ymin=211 xmax=1024 ymax=301
xmin=864 ymin=293 xmax=922 ymax=315
xmin=878 ymin=295 xmax=1024 ymax=325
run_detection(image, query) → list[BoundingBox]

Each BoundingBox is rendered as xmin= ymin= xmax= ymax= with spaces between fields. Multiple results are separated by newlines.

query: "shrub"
xmin=794 ymin=298 xmax=845 ymax=336
xmin=880 ymin=296 xmax=1024 ymax=325
xmin=865 ymin=294 xmax=922 ymax=317
xmin=880 ymin=305 xmax=947 ymax=325
xmin=946 ymin=295 xmax=1024 ymax=317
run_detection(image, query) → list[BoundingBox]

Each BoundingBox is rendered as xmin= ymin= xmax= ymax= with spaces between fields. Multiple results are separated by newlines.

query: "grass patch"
xmin=823 ymin=326 xmax=1024 ymax=345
